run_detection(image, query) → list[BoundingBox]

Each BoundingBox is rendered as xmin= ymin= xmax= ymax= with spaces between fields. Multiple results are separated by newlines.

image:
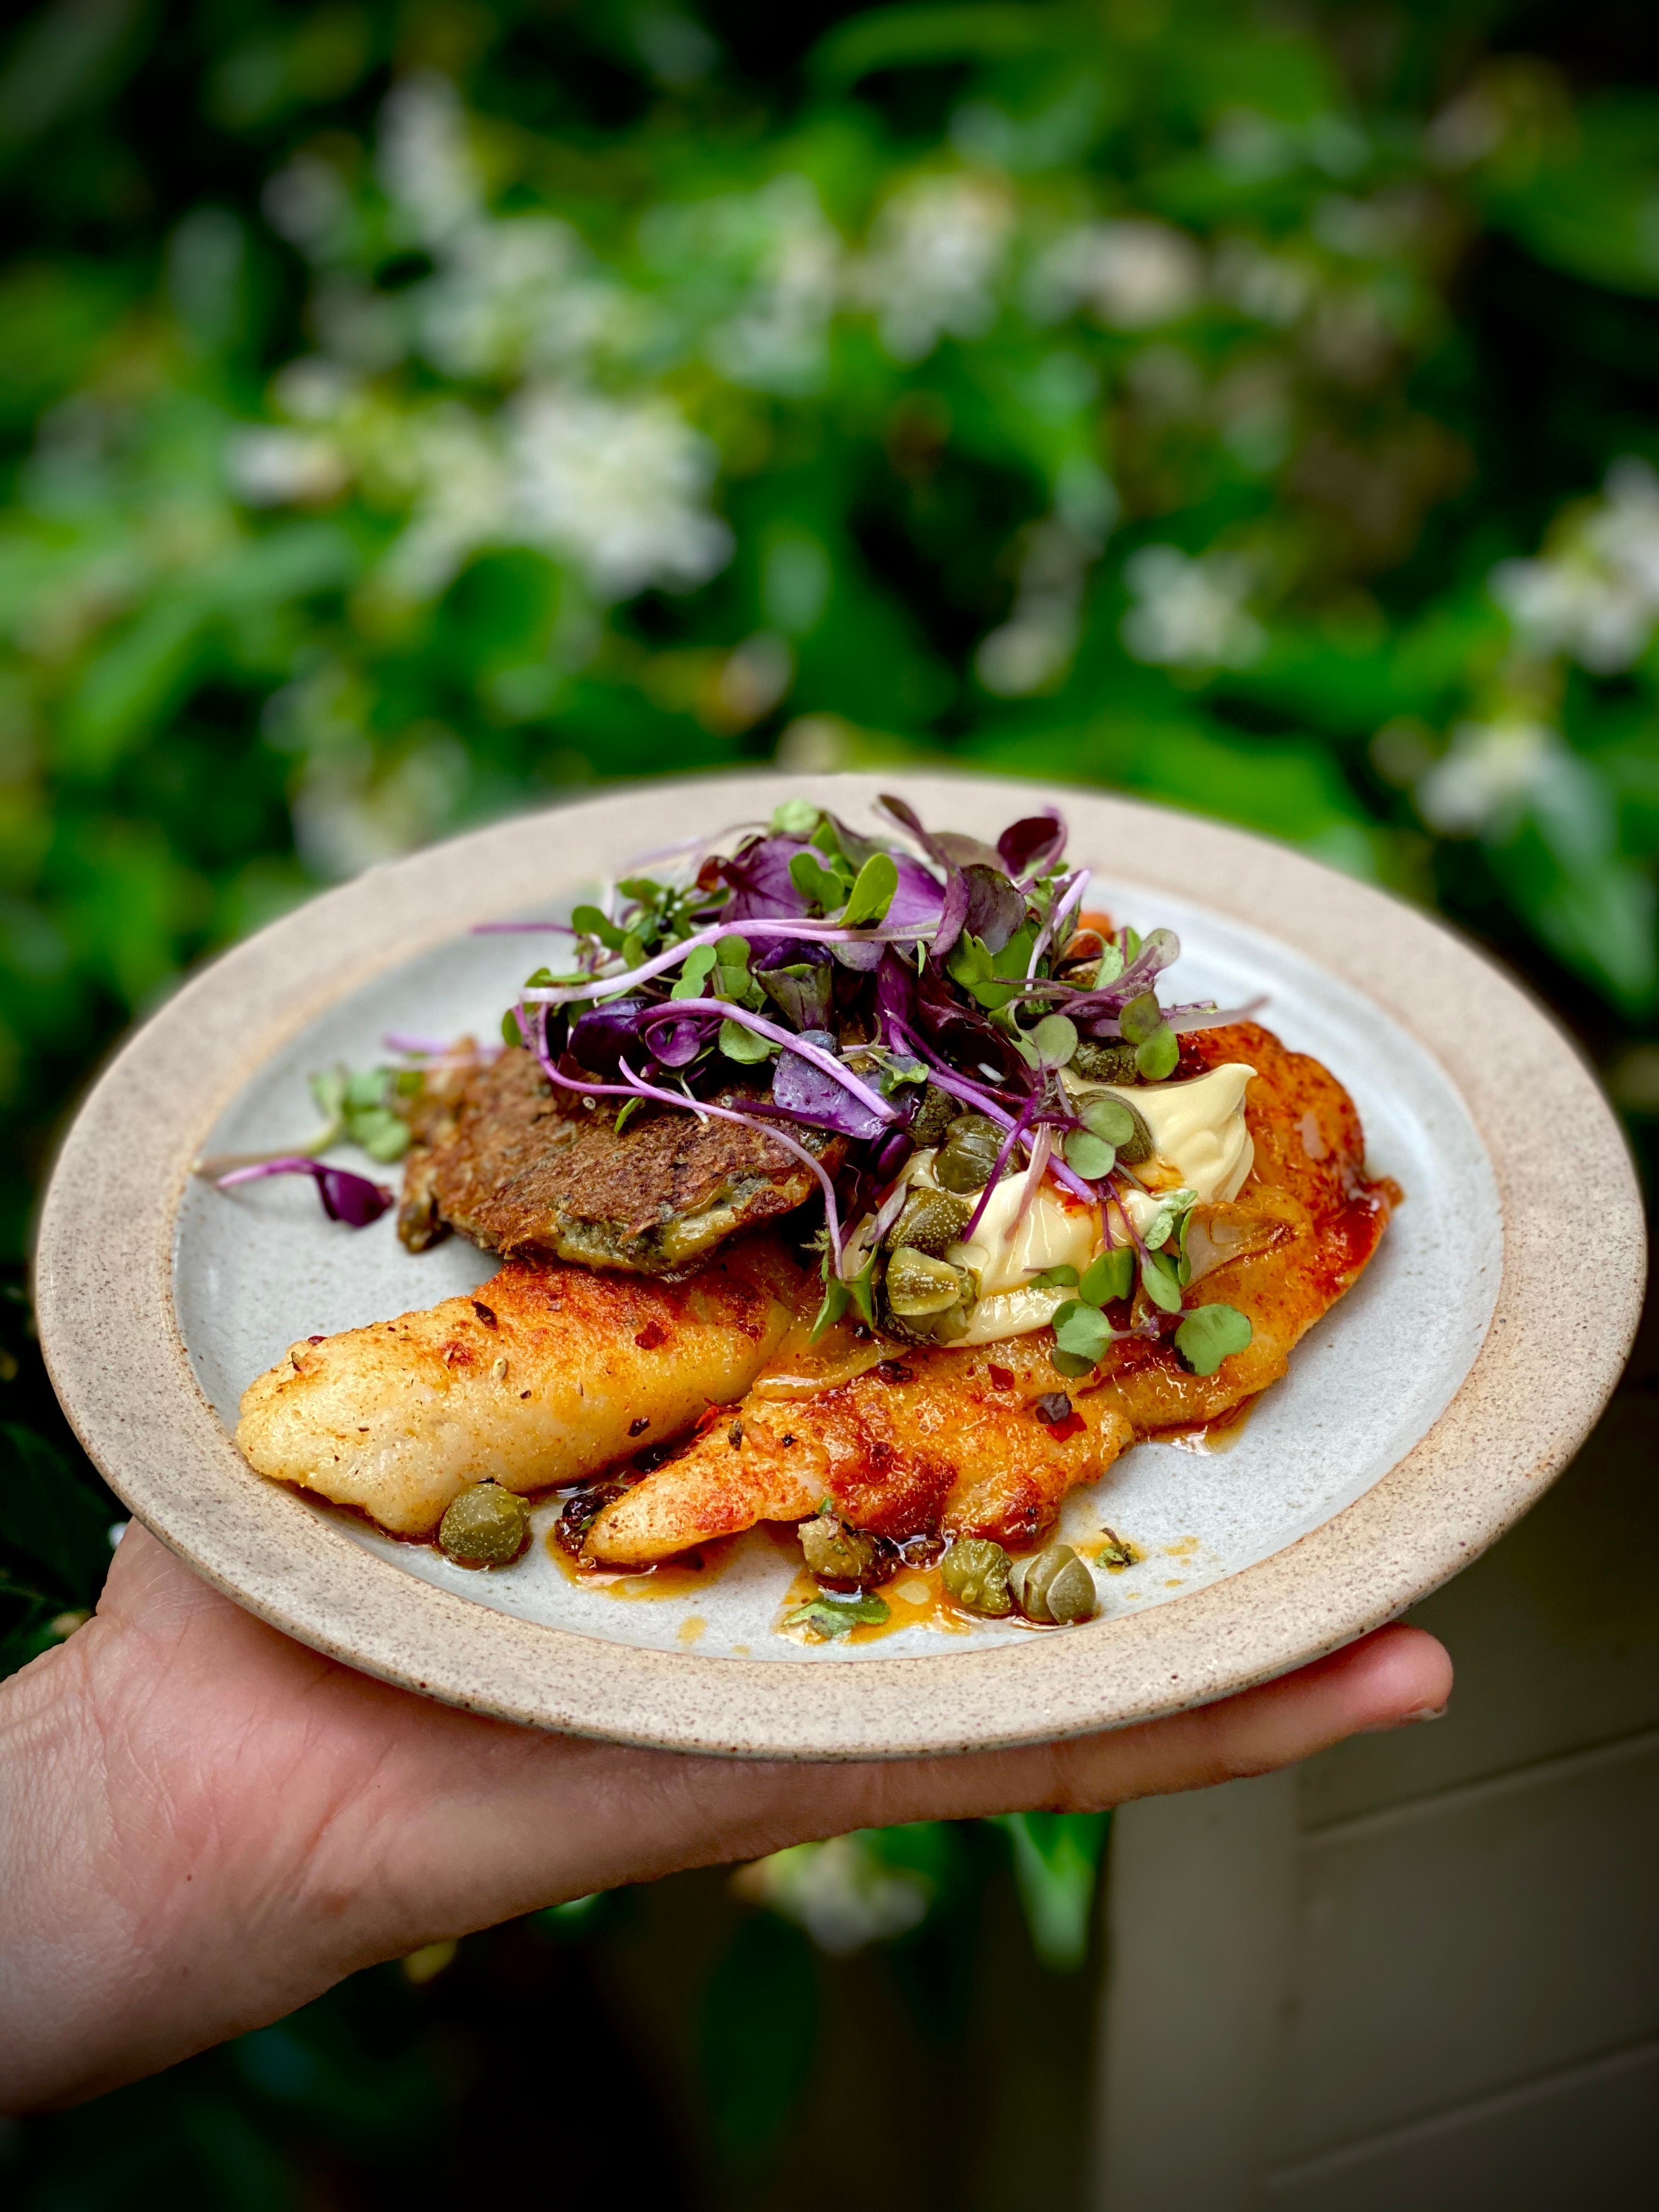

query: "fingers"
xmin=640 ymin=1622 xmax=1453 ymax=1872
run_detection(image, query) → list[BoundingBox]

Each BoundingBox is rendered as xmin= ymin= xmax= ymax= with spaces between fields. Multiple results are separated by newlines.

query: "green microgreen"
xmin=309 ymin=1065 xmax=411 ymax=1163
xmin=771 ymin=798 xmax=822 ymax=837
xmin=789 ymin=849 xmax=853 ymax=912
xmin=1063 ymin=1130 xmax=1116 ymax=1180
xmin=1136 ymin=1024 xmax=1179 ymax=1081
xmin=1079 ymin=1095 xmax=1136 ymax=1145
xmin=809 ymin=1275 xmax=850 ymax=1342
xmin=719 ymin=1017 xmax=775 ymax=1064
xmin=1174 ymin=1303 xmax=1254 ymax=1375
xmin=670 ymin=942 xmax=718 ymax=1000
xmin=839 ymin=850 xmax=899 ymax=928
xmin=1052 ymin=1298 xmax=1115 ymax=1366
xmin=783 ymin=1592 xmax=890 ymax=1641
xmin=947 ymin=926 xmax=1037 ymax=1010
xmin=1019 ymin=1012 xmax=1078 ymax=1070
xmin=1139 ymin=1248 xmax=1184 ymax=1313
xmin=1080 ymin=1247 xmax=1135 ymax=1306
xmin=1030 ymin=1263 xmax=1080 ymax=1289
xmin=501 ymin=1007 xmax=524 ymax=1048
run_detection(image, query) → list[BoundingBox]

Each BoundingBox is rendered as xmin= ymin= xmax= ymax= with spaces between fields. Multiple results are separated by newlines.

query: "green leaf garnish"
xmin=501 ymin=1007 xmax=525 ymax=1048
xmin=1028 ymin=1013 xmax=1078 ymax=1067
xmin=571 ymin=902 xmax=627 ymax=951
xmin=789 ymin=849 xmax=851 ymax=912
xmin=614 ymin=1097 xmax=643 ymax=1135
xmin=847 ymin=1251 xmax=879 ymax=1329
xmin=670 ymin=942 xmax=718 ymax=1000
xmin=1030 ymin=1263 xmax=1079 ymax=1289
xmin=1117 ymin=992 xmax=1162 ymax=1046
xmin=1052 ymin=1299 xmax=1115 ymax=1364
xmin=1136 ymin=1024 xmax=1178 ymax=1081
xmin=839 ymin=850 xmax=899 ymax=928
xmin=1063 ymin=1130 xmax=1116 ymax=1179
xmin=946 ymin=926 xmax=1037 ymax=1010
xmin=719 ymin=1016 xmax=774 ymax=1063
xmin=1080 ymin=1246 xmax=1135 ymax=1306
xmin=1140 ymin=1248 xmax=1184 ymax=1313
xmin=1080 ymin=1094 xmax=1136 ymax=1145
xmin=809 ymin=1276 xmax=851 ymax=1342
xmin=771 ymin=799 xmax=822 ymax=837
xmin=1174 ymin=1303 xmax=1254 ymax=1376
xmin=783 ymin=1592 xmax=890 ymax=1641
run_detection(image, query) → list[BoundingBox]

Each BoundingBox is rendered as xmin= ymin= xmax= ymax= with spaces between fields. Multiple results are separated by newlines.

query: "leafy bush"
xmin=2 ymin=2 xmax=1656 ymax=2203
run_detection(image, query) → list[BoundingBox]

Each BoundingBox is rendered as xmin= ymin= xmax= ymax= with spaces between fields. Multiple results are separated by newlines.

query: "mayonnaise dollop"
xmin=887 ymin=1061 xmax=1259 ymax=1347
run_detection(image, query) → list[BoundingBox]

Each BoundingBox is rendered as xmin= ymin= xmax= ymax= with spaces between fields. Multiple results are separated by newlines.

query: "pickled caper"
xmin=939 ymin=1538 xmax=1014 ymax=1617
xmin=910 ymin=1083 xmax=960 ymax=1148
xmin=1070 ymin=1040 xmax=1139 ymax=1085
xmin=800 ymin=1512 xmax=884 ymax=1588
xmin=438 ymin=1480 xmax=531 ymax=1567
xmin=884 ymin=1245 xmax=968 ymax=1319
xmin=891 ymin=1187 xmax=973 ymax=1256
xmin=934 ymin=1113 xmax=1007 ymax=1193
xmin=1009 ymin=1544 xmax=1097 ymax=1624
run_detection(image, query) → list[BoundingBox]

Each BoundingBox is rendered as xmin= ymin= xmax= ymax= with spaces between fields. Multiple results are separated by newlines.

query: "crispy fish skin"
xmin=399 ymin=1046 xmax=843 ymax=1272
xmin=584 ymin=1022 xmax=1390 ymax=1564
xmin=236 ymin=1236 xmax=802 ymax=1537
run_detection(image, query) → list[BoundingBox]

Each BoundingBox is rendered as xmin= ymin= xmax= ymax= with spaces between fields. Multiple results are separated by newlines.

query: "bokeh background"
xmin=2 ymin=2 xmax=1656 ymax=2204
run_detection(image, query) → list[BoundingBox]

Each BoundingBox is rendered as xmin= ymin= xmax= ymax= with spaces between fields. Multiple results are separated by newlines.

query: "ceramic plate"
xmin=35 ymin=774 xmax=1644 ymax=1758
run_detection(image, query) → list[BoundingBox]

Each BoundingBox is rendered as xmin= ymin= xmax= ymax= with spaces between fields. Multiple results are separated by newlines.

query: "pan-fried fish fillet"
xmin=584 ymin=1023 xmax=1391 ymax=1563
xmin=236 ymin=1236 xmax=802 ymax=1535
xmin=399 ymin=1046 xmax=843 ymax=1272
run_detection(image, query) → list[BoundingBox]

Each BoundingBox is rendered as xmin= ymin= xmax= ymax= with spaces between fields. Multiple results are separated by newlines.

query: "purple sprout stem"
xmin=641 ymin=998 xmax=900 ymax=1125
xmin=961 ymin=1090 xmax=1043 ymax=1244
xmin=520 ymin=917 xmax=930 ymax=1008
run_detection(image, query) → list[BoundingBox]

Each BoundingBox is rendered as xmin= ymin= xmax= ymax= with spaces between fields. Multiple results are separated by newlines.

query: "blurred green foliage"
xmin=3 ymin=1 xmax=1658 ymax=2203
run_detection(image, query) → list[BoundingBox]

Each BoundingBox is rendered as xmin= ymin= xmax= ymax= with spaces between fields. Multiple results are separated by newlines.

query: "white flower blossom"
xmin=1416 ymin=717 xmax=1612 ymax=867
xmin=733 ymin=1836 xmax=933 ymax=1957
xmin=1032 ymin=219 xmax=1204 ymax=330
xmin=508 ymin=385 xmax=731 ymax=599
xmin=857 ymin=174 xmax=1013 ymax=362
xmin=1490 ymin=458 xmax=1659 ymax=674
xmin=414 ymin=217 xmax=610 ymax=381
xmin=707 ymin=176 xmax=843 ymax=394
xmin=379 ymin=406 xmax=509 ymax=599
xmin=377 ymin=74 xmax=481 ymax=249
xmin=225 ymin=426 xmax=348 ymax=506
xmin=1121 ymin=544 xmax=1263 ymax=669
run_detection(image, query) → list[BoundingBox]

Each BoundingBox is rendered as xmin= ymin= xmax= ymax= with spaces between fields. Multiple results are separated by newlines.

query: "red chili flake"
xmin=472 ymin=1300 xmax=498 ymax=1328
xmin=988 ymin=1363 xmax=1016 ymax=1391
xmin=629 ymin=1417 xmax=651 ymax=1437
xmin=308 ymin=1335 xmax=325 ymax=1345
xmin=1032 ymin=1391 xmax=1086 ymax=1440
xmin=634 ymin=1319 xmax=668 ymax=1350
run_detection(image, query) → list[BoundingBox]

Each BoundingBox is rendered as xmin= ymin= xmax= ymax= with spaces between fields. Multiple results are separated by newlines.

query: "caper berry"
xmin=891 ymin=1187 xmax=973 ymax=1256
xmin=1070 ymin=1040 xmax=1140 ymax=1085
xmin=910 ymin=1083 xmax=960 ymax=1148
xmin=1009 ymin=1544 xmax=1097 ymax=1624
xmin=939 ymin=1538 xmax=1014 ymax=1616
xmin=884 ymin=1245 xmax=969 ymax=1319
xmin=438 ymin=1480 xmax=531 ymax=1567
xmin=934 ymin=1113 xmax=1007 ymax=1193
xmin=800 ymin=1512 xmax=885 ymax=1589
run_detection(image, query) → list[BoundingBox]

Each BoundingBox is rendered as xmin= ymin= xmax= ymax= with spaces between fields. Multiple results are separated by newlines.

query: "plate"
xmin=35 ymin=774 xmax=1645 ymax=1757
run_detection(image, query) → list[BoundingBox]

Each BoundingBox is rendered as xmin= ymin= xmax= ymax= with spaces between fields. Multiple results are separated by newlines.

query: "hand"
xmin=0 ymin=1524 xmax=1450 ymax=2112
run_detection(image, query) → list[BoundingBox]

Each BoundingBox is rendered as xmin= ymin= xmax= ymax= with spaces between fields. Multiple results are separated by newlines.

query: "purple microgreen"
xmin=211 ymin=1156 xmax=393 ymax=1228
xmin=658 ymin=1000 xmax=900 ymax=1125
xmin=521 ymin=916 xmax=928 ymax=1009
xmin=960 ymin=1091 xmax=1042 ymax=1244
xmin=961 ymin=865 xmax=1025 ymax=954
xmin=933 ymin=830 xmax=1008 ymax=873
xmin=998 ymin=811 xmax=1068 ymax=881
xmin=772 ymin=1030 xmax=889 ymax=1140
xmin=1026 ymin=867 xmax=1090 ymax=973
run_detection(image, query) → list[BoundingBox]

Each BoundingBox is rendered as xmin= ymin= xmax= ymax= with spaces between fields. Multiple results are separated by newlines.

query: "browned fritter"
xmin=584 ymin=1023 xmax=1392 ymax=1563
xmin=399 ymin=1046 xmax=844 ymax=1273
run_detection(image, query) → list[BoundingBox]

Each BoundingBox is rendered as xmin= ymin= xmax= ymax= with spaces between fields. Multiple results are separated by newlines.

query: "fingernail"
xmin=1360 ymin=1703 xmax=1447 ymax=1733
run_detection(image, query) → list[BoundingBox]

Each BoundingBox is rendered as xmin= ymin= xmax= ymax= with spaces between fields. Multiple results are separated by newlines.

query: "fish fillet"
xmin=584 ymin=1023 xmax=1391 ymax=1563
xmin=236 ymin=1236 xmax=802 ymax=1535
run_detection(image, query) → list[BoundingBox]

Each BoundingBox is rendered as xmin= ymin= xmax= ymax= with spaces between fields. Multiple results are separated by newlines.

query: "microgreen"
xmin=1063 ymin=1130 xmax=1116 ymax=1179
xmin=1052 ymin=1299 xmax=1115 ymax=1366
xmin=771 ymin=799 xmax=822 ymax=838
xmin=308 ymin=1065 xmax=411 ymax=1163
xmin=839 ymin=851 xmax=899 ymax=929
xmin=1174 ymin=1303 xmax=1254 ymax=1375
xmin=1080 ymin=1247 xmax=1135 ymax=1306
xmin=783 ymin=1592 xmax=890 ymax=1641
xmin=670 ymin=943 xmax=718 ymax=1000
xmin=789 ymin=849 xmax=851 ymax=912
xmin=1140 ymin=1248 xmax=1184 ymax=1313
xmin=1030 ymin=1263 xmax=1080 ymax=1288
xmin=1079 ymin=1096 xmax=1136 ymax=1146
xmin=947 ymin=927 xmax=1038 ymax=1010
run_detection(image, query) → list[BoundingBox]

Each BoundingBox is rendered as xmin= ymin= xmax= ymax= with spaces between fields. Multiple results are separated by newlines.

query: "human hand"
xmin=0 ymin=1523 xmax=1449 ymax=2112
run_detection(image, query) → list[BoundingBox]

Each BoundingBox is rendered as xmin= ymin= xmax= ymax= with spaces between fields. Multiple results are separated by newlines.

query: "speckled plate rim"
xmin=33 ymin=771 xmax=1646 ymax=1760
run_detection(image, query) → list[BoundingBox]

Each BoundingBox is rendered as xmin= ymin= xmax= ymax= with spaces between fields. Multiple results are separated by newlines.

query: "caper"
xmin=910 ymin=1083 xmax=960 ymax=1148
xmin=884 ymin=1245 xmax=969 ymax=1319
xmin=1070 ymin=1040 xmax=1140 ymax=1085
xmin=939 ymin=1538 xmax=1014 ymax=1617
xmin=934 ymin=1114 xmax=1007 ymax=1193
xmin=891 ymin=1187 xmax=973 ymax=1256
xmin=1009 ymin=1544 xmax=1097 ymax=1625
xmin=438 ymin=1480 xmax=531 ymax=1567
xmin=800 ymin=1512 xmax=885 ymax=1588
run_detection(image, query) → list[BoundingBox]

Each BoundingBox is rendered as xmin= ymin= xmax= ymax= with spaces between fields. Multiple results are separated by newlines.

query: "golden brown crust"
xmin=398 ymin=1046 xmax=844 ymax=1272
xmin=584 ymin=1022 xmax=1391 ymax=1564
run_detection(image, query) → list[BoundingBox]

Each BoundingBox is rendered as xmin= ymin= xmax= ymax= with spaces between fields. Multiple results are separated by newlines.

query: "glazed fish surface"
xmin=583 ymin=1023 xmax=1391 ymax=1565
xmin=236 ymin=1235 xmax=802 ymax=1535
xmin=399 ymin=1045 xmax=843 ymax=1272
